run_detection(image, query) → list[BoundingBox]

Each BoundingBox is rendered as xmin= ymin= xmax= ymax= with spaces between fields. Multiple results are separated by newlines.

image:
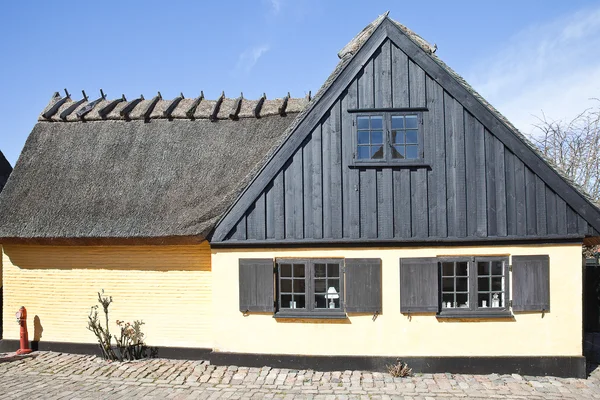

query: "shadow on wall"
xmin=31 ymin=315 xmax=43 ymax=351
xmin=2 ymin=244 xmax=211 ymax=272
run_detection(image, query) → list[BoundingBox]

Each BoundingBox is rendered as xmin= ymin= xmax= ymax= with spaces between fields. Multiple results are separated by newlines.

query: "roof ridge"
xmin=38 ymin=92 xmax=310 ymax=122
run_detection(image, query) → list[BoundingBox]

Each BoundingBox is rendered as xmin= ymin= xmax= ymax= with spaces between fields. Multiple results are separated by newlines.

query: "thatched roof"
xmin=0 ymin=151 xmax=12 ymax=194
xmin=0 ymin=94 xmax=302 ymax=242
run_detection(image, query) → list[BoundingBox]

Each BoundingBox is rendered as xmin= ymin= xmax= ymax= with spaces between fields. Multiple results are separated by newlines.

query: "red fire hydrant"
xmin=15 ymin=306 xmax=32 ymax=355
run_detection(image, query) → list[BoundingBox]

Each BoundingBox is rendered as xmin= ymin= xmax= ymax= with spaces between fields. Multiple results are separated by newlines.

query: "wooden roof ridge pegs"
xmin=210 ymin=91 xmax=225 ymax=122
xmin=64 ymin=88 xmax=71 ymax=98
xmin=142 ymin=92 xmax=162 ymax=121
xmin=229 ymin=92 xmax=243 ymax=120
xmin=98 ymin=94 xmax=126 ymax=119
xmin=42 ymin=92 xmax=70 ymax=120
xmin=59 ymin=92 xmax=88 ymax=121
xmin=77 ymin=89 xmax=106 ymax=120
xmin=306 ymin=90 xmax=312 ymax=101
xmin=254 ymin=93 xmax=266 ymax=118
xmin=81 ymin=90 xmax=88 ymax=102
xmin=120 ymin=94 xmax=144 ymax=120
xmin=278 ymin=92 xmax=290 ymax=116
xmin=164 ymin=92 xmax=184 ymax=119
xmin=186 ymin=91 xmax=204 ymax=119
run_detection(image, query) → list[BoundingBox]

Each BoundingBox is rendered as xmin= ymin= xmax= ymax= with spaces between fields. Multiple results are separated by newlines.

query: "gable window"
xmin=355 ymin=112 xmax=423 ymax=164
xmin=440 ymin=257 xmax=509 ymax=315
xmin=277 ymin=259 xmax=344 ymax=316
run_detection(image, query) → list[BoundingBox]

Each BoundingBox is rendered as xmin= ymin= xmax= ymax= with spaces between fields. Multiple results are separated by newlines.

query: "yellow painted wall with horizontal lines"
xmin=211 ymin=243 xmax=582 ymax=357
xmin=2 ymin=243 xmax=212 ymax=348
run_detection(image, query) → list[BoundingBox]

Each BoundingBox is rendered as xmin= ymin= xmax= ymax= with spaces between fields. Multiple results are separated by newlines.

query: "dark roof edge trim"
xmin=381 ymin=20 xmax=600 ymax=232
xmin=211 ymin=235 xmax=584 ymax=249
xmin=209 ymin=20 xmax=390 ymax=242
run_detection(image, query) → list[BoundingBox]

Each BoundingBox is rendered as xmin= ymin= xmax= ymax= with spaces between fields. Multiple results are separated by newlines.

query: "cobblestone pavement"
xmin=0 ymin=350 xmax=599 ymax=400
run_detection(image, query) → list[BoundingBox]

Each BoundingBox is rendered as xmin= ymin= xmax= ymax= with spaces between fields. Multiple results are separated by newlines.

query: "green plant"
xmin=387 ymin=359 xmax=412 ymax=377
xmin=87 ymin=290 xmax=149 ymax=361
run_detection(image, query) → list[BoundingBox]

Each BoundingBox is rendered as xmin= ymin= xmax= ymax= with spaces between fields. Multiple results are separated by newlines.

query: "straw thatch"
xmin=0 ymin=151 xmax=12 ymax=194
xmin=0 ymin=115 xmax=297 ymax=241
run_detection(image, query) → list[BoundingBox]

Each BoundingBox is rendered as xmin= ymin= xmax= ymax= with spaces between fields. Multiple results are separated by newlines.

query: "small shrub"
xmin=87 ymin=290 xmax=149 ymax=361
xmin=387 ymin=359 xmax=412 ymax=377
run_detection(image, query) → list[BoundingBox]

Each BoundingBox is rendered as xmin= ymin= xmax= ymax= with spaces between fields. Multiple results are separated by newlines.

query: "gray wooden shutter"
xmin=345 ymin=258 xmax=382 ymax=313
xmin=239 ymin=258 xmax=274 ymax=312
xmin=512 ymin=255 xmax=550 ymax=312
xmin=400 ymin=257 xmax=438 ymax=313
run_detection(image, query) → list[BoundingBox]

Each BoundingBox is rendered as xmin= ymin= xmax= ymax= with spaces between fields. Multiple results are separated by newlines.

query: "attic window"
xmin=353 ymin=112 xmax=424 ymax=166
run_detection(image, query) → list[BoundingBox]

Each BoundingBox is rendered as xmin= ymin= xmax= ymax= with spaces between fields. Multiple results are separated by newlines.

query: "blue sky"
xmin=1 ymin=1 xmax=599 ymax=165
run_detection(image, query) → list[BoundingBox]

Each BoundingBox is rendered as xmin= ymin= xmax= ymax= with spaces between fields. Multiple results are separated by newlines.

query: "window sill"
xmin=274 ymin=311 xmax=348 ymax=320
xmin=349 ymin=161 xmax=431 ymax=169
xmin=436 ymin=311 xmax=513 ymax=319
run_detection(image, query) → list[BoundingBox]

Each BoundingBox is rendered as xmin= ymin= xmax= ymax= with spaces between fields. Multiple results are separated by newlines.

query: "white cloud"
xmin=235 ymin=45 xmax=270 ymax=74
xmin=269 ymin=0 xmax=281 ymax=14
xmin=466 ymin=6 xmax=600 ymax=136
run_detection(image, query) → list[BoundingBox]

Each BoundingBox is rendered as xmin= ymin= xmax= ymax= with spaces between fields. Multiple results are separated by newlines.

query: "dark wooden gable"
xmin=0 ymin=151 xmax=12 ymax=194
xmin=211 ymin=18 xmax=600 ymax=244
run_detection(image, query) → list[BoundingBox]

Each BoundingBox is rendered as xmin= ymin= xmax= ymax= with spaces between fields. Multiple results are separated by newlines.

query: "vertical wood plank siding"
xmin=223 ymin=40 xmax=594 ymax=242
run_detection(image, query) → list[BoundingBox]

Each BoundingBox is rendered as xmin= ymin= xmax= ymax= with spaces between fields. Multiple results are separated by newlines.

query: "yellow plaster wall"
xmin=212 ymin=244 xmax=582 ymax=357
xmin=2 ymin=243 xmax=212 ymax=348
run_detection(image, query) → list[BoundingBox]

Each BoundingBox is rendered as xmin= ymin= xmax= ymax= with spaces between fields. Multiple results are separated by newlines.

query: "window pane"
xmin=295 ymin=295 xmax=306 ymax=309
xmin=456 ymin=278 xmax=468 ymax=292
xmin=478 ymin=277 xmax=490 ymax=292
xmin=406 ymin=145 xmax=418 ymax=159
xmin=314 ymin=263 xmax=326 ymax=278
xmin=280 ymin=263 xmax=292 ymax=277
xmin=371 ymin=145 xmax=384 ymax=159
xmin=371 ymin=131 xmax=383 ymax=144
xmin=328 ymin=278 xmax=340 ymax=293
xmin=280 ymin=279 xmax=292 ymax=292
xmin=327 ymin=263 xmax=339 ymax=277
xmin=393 ymin=131 xmax=405 ymax=144
xmin=442 ymin=293 xmax=454 ymax=307
xmin=391 ymin=116 xmax=404 ymax=129
xmin=442 ymin=262 xmax=454 ymax=276
xmin=358 ymin=131 xmax=370 ymax=144
xmin=491 ymin=261 xmax=503 ymax=276
xmin=491 ymin=277 xmax=503 ymax=292
xmin=314 ymin=279 xmax=326 ymax=293
xmin=442 ymin=278 xmax=454 ymax=291
xmin=478 ymin=261 xmax=489 ymax=276
xmin=370 ymin=116 xmax=383 ymax=129
xmin=315 ymin=294 xmax=327 ymax=309
xmin=456 ymin=293 xmax=469 ymax=308
xmin=456 ymin=262 xmax=468 ymax=276
xmin=357 ymin=117 xmax=369 ymax=130
xmin=293 ymin=279 xmax=305 ymax=293
xmin=282 ymin=294 xmax=293 ymax=308
xmin=357 ymin=146 xmax=370 ymax=159
xmin=293 ymin=264 xmax=305 ymax=278
xmin=406 ymin=130 xmax=418 ymax=144
xmin=478 ymin=293 xmax=490 ymax=308
xmin=329 ymin=298 xmax=341 ymax=309
xmin=405 ymin=115 xmax=418 ymax=129
xmin=391 ymin=146 xmax=404 ymax=159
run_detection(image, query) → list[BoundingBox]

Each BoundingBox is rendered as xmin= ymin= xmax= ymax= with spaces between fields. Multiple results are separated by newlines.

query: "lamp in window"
xmin=326 ymin=287 xmax=339 ymax=309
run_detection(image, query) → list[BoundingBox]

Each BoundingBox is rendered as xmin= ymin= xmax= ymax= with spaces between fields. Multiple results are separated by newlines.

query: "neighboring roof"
xmin=0 ymin=93 xmax=303 ymax=241
xmin=0 ymin=151 xmax=12 ymax=194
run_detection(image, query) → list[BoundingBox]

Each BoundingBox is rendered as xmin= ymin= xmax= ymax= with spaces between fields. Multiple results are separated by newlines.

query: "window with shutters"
xmin=439 ymin=257 xmax=509 ymax=316
xmin=353 ymin=112 xmax=425 ymax=166
xmin=276 ymin=258 xmax=345 ymax=317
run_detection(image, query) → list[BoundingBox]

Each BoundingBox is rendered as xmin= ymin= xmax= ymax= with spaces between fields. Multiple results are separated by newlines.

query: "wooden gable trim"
xmin=379 ymin=20 xmax=600 ymax=233
xmin=209 ymin=22 xmax=390 ymax=242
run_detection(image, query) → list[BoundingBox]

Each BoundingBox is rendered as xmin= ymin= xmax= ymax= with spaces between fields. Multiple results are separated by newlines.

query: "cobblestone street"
xmin=0 ymin=349 xmax=599 ymax=399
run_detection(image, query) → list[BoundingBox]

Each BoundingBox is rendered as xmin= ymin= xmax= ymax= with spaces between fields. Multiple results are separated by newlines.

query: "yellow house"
xmin=0 ymin=13 xmax=599 ymax=378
